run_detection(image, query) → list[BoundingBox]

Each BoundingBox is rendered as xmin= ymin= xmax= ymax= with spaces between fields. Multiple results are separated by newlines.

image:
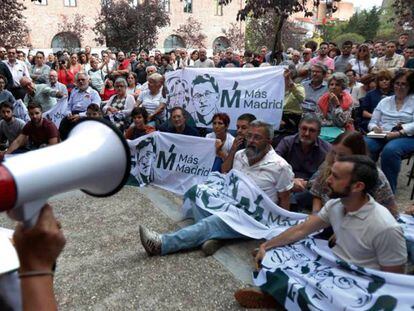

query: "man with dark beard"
xmin=276 ymin=114 xmax=331 ymax=210
xmin=235 ymin=155 xmax=407 ymax=308
xmin=139 ymin=121 xmax=294 ymax=256
xmin=2 ymin=103 xmax=59 ymax=155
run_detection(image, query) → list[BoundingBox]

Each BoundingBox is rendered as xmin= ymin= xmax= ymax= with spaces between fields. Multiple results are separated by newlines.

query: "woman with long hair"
xmin=310 ymin=131 xmax=397 ymax=217
xmin=347 ymin=44 xmax=374 ymax=79
xmin=57 ymin=56 xmax=75 ymax=94
xmin=69 ymin=53 xmax=82 ymax=76
xmin=126 ymin=72 xmax=141 ymax=99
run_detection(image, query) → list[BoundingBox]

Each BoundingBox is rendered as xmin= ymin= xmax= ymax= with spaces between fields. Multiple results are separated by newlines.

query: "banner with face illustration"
xmin=165 ymin=67 xmax=285 ymax=130
xmin=182 ymin=170 xmax=414 ymax=310
xmin=128 ymin=132 xmax=216 ymax=194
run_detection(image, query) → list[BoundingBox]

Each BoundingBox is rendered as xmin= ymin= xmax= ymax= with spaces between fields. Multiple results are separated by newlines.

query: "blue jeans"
xmin=365 ymin=137 xmax=414 ymax=193
xmin=161 ymin=205 xmax=245 ymax=255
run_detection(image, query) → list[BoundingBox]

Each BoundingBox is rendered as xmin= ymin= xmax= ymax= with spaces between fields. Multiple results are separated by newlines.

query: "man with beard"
xmin=276 ymin=114 xmax=331 ymax=210
xmin=221 ymin=113 xmax=256 ymax=173
xmin=0 ymin=102 xmax=25 ymax=151
xmin=112 ymin=51 xmax=131 ymax=78
xmin=235 ymin=155 xmax=407 ymax=308
xmin=193 ymin=48 xmax=215 ymax=68
xmin=2 ymin=103 xmax=59 ymax=155
xmin=310 ymin=42 xmax=334 ymax=71
xmin=140 ymin=121 xmax=294 ymax=256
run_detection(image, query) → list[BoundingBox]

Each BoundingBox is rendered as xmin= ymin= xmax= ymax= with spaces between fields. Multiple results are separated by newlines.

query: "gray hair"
xmin=300 ymin=113 xmax=322 ymax=131
xmin=146 ymin=65 xmax=157 ymax=73
xmin=328 ymin=72 xmax=349 ymax=90
xmin=250 ymin=120 xmax=274 ymax=140
xmin=114 ymin=77 xmax=128 ymax=87
xmin=75 ymin=71 xmax=89 ymax=81
xmin=147 ymin=72 xmax=163 ymax=83
xmin=312 ymin=62 xmax=328 ymax=74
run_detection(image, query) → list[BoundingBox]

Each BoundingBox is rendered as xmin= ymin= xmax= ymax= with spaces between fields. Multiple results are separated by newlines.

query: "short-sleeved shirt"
xmin=275 ymin=134 xmax=331 ymax=180
xmin=0 ymin=118 xmax=26 ymax=143
xmin=318 ymin=196 xmax=407 ymax=269
xmin=206 ymin=132 xmax=235 ymax=154
xmin=334 ymin=55 xmax=353 ymax=73
xmin=310 ymin=166 xmax=395 ymax=212
xmin=68 ymin=87 xmax=101 ymax=116
xmin=138 ymin=89 xmax=166 ymax=120
xmin=233 ymin=148 xmax=294 ymax=203
xmin=22 ymin=118 xmax=59 ymax=148
xmin=310 ymin=56 xmax=335 ymax=70
xmin=301 ymin=80 xmax=328 ymax=113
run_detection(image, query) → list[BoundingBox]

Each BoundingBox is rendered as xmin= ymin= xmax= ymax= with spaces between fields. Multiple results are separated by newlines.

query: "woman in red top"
xmin=69 ymin=53 xmax=82 ymax=76
xmin=100 ymin=76 xmax=117 ymax=101
xmin=57 ymin=57 xmax=75 ymax=94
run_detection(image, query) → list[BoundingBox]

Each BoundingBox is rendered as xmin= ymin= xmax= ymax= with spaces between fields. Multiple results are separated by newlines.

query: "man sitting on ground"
xmin=159 ymin=107 xmax=199 ymax=137
xmin=276 ymin=114 xmax=331 ymax=210
xmin=2 ymin=103 xmax=59 ymax=155
xmin=139 ymin=121 xmax=294 ymax=256
xmin=235 ymin=155 xmax=407 ymax=308
xmin=0 ymin=101 xmax=26 ymax=151
xmin=221 ymin=113 xmax=256 ymax=173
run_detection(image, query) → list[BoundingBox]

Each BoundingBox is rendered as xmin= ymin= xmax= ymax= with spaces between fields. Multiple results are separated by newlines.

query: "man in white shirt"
xmin=193 ymin=48 xmax=215 ymax=68
xmin=3 ymin=47 xmax=31 ymax=100
xmin=235 ymin=155 xmax=407 ymax=308
xmin=139 ymin=121 xmax=294 ymax=256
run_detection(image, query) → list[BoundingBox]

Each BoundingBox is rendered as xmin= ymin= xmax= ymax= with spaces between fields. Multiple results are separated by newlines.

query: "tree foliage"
xmin=245 ymin=12 xmax=307 ymax=51
xmin=392 ymin=0 xmax=414 ymax=30
xmin=174 ymin=17 xmax=207 ymax=49
xmin=221 ymin=0 xmax=341 ymax=63
xmin=221 ymin=22 xmax=245 ymax=51
xmin=321 ymin=7 xmax=385 ymax=42
xmin=94 ymin=0 xmax=170 ymax=51
xmin=0 ymin=0 xmax=30 ymax=47
xmin=57 ymin=13 xmax=88 ymax=47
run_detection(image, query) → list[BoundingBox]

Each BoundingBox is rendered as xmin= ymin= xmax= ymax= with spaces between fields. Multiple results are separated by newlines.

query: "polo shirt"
xmin=22 ymin=118 xmax=59 ymax=148
xmin=138 ymin=89 xmax=166 ymax=120
xmin=233 ymin=148 xmax=294 ymax=203
xmin=334 ymin=55 xmax=353 ymax=72
xmin=275 ymin=133 xmax=331 ymax=180
xmin=318 ymin=196 xmax=407 ymax=270
xmin=301 ymin=79 xmax=328 ymax=113
xmin=67 ymin=87 xmax=101 ymax=116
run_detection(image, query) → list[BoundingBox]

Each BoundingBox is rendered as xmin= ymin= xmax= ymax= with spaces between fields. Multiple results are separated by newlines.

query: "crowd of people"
xmin=1 ymin=32 xmax=414 ymax=309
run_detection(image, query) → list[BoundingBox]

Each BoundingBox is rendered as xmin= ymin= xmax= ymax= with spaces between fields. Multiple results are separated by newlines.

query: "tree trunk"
xmin=270 ymin=13 xmax=287 ymax=65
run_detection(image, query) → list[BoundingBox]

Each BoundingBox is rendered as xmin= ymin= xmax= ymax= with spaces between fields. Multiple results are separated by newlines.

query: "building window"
xmin=215 ymin=0 xmax=223 ymax=16
xmin=163 ymin=0 xmax=170 ymax=12
xmin=64 ymin=0 xmax=76 ymax=7
xmin=184 ymin=0 xmax=192 ymax=13
xmin=34 ymin=0 xmax=48 ymax=5
xmin=164 ymin=35 xmax=185 ymax=52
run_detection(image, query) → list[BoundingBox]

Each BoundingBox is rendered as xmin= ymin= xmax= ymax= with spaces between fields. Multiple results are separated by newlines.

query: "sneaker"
xmin=234 ymin=288 xmax=280 ymax=309
xmin=139 ymin=225 xmax=162 ymax=256
xmin=201 ymin=239 xmax=223 ymax=256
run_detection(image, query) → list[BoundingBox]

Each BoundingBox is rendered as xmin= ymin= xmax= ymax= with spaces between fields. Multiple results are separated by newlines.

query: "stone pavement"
xmin=0 ymin=159 xmax=413 ymax=310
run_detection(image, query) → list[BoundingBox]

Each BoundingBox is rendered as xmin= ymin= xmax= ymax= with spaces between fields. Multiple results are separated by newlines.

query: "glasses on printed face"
xmin=193 ymin=90 xmax=215 ymax=102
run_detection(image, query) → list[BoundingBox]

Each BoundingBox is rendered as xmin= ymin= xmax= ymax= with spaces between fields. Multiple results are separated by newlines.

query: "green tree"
xmin=94 ymin=0 xmax=169 ymax=51
xmin=221 ymin=0 xmax=341 ymax=64
xmin=0 ymin=0 xmax=30 ymax=47
xmin=392 ymin=0 xmax=414 ymax=31
xmin=174 ymin=17 xmax=207 ymax=49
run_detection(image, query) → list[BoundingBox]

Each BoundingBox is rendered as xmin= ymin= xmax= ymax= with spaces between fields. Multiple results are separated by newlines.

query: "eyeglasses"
xmin=246 ymin=133 xmax=266 ymax=141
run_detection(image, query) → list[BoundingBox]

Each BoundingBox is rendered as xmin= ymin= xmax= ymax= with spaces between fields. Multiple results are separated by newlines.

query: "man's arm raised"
xmin=255 ymin=215 xmax=329 ymax=266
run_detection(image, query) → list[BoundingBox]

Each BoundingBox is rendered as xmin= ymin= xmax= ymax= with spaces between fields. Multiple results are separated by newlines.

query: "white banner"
xmin=165 ymin=67 xmax=285 ymax=130
xmin=42 ymin=98 xmax=68 ymax=128
xmin=128 ymin=132 xmax=216 ymax=194
xmin=182 ymin=170 xmax=414 ymax=310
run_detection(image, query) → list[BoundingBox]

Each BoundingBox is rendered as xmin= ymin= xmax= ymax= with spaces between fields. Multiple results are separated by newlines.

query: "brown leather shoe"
xmin=234 ymin=287 xmax=280 ymax=309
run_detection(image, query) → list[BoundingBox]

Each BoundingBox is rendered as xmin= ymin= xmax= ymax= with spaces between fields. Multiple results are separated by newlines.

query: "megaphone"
xmin=0 ymin=118 xmax=131 ymax=227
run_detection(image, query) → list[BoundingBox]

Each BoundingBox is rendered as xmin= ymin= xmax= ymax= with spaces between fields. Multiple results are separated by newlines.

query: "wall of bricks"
xmin=21 ymin=0 xmax=244 ymax=51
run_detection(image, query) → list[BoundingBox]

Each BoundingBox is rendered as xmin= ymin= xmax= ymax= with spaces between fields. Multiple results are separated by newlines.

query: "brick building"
xmin=22 ymin=0 xmax=244 ymax=52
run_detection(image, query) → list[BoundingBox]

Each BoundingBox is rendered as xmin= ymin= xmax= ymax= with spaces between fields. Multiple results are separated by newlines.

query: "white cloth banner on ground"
xmin=182 ymin=170 xmax=414 ymax=310
xmin=128 ymin=132 xmax=216 ymax=195
xmin=42 ymin=98 xmax=68 ymax=128
xmin=165 ymin=67 xmax=285 ymax=130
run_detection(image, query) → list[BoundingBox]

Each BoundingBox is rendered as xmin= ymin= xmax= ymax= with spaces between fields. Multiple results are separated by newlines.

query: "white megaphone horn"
xmin=0 ymin=118 xmax=131 ymax=227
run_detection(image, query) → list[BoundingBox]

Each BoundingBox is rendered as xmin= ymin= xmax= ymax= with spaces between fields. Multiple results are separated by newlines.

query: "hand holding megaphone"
xmin=0 ymin=118 xmax=131 ymax=227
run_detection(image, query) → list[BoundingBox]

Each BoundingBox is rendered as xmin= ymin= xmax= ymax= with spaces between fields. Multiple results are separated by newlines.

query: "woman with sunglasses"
xmin=365 ymin=70 xmax=414 ymax=193
xmin=347 ymin=44 xmax=374 ymax=80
